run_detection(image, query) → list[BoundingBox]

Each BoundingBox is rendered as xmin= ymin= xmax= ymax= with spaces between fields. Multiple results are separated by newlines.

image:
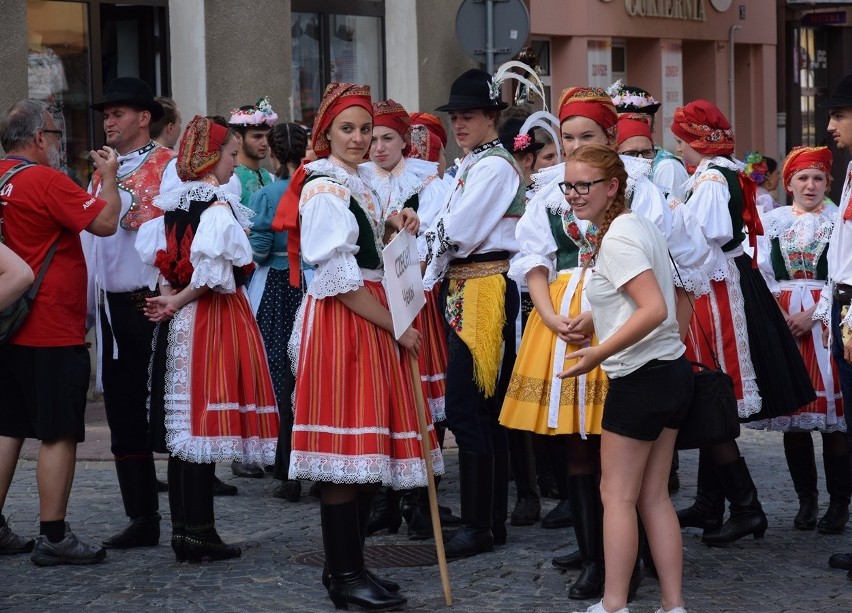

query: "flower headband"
xmin=228 ymin=96 xmax=278 ymax=127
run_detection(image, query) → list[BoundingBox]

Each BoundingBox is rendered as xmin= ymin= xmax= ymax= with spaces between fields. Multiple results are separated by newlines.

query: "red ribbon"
xmin=271 ymin=162 xmax=308 ymax=287
xmin=738 ymin=173 xmax=763 ymax=268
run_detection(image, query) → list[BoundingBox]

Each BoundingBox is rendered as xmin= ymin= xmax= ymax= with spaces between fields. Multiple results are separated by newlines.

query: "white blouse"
xmin=135 ymin=181 xmax=254 ymax=294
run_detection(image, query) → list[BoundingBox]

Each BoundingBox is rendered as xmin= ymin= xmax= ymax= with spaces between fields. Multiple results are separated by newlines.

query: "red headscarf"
xmin=671 ymin=100 xmax=735 ymax=156
xmin=616 ymin=113 xmax=653 ymax=148
xmin=782 ymin=146 xmax=832 ymax=194
xmin=272 ymin=83 xmax=372 ymax=287
xmin=310 ymin=82 xmax=373 ymax=158
xmin=373 ymin=99 xmax=411 ymax=155
xmin=558 ymin=87 xmax=618 ymax=147
xmin=408 ymin=112 xmax=447 ymax=162
xmin=176 ymin=115 xmax=229 ymax=181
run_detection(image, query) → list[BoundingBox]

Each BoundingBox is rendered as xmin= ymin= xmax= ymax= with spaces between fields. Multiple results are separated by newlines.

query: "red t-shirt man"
xmin=0 ymin=160 xmax=107 ymax=346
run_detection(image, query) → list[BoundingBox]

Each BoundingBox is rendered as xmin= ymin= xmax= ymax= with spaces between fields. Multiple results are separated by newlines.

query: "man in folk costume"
xmin=817 ymin=73 xmax=852 ymax=581
xmin=424 ymin=69 xmax=525 ymax=559
xmin=226 ymin=97 xmax=277 ymax=208
xmin=84 ymin=78 xmax=176 ymax=550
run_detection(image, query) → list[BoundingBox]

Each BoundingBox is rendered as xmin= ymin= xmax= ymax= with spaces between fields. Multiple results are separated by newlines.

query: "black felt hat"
xmin=435 ymin=69 xmax=509 ymax=112
xmin=91 ymin=77 xmax=164 ymax=121
xmin=612 ymin=84 xmax=661 ymax=115
xmin=498 ymin=117 xmax=544 ymax=154
xmin=821 ymin=73 xmax=852 ymax=109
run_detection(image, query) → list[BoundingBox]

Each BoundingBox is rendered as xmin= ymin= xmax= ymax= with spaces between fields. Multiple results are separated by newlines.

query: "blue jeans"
xmin=830 ymin=299 xmax=852 ymax=448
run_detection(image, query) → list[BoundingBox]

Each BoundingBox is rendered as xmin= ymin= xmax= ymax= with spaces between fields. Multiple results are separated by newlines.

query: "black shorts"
xmin=0 ymin=344 xmax=90 ymax=442
xmin=601 ymin=355 xmax=693 ymax=441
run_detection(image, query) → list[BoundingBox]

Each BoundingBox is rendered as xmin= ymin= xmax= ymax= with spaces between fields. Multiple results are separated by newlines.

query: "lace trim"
xmin=813 ymin=289 xmax=831 ymax=326
xmin=303 ymin=181 xmax=349 ymax=202
xmin=509 ymin=253 xmax=555 ymax=285
xmin=308 ymin=252 xmax=364 ymax=299
xmin=288 ymin=449 xmax=445 ymax=489
xmin=190 ymin=258 xmax=236 ymax=293
xmin=154 ymin=181 xmax=254 ymax=229
xmin=683 ymin=156 xmax=741 ymax=195
xmin=745 ymin=413 xmax=847 ymax=433
xmin=428 ymin=396 xmax=446 ymax=422
xmin=672 ymin=267 xmax=712 ymax=298
xmin=531 ymin=162 xmax=564 ymax=195
xmin=361 ymin=158 xmax=436 ymax=217
xmin=161 ymin=301 xmax=277 ymax=464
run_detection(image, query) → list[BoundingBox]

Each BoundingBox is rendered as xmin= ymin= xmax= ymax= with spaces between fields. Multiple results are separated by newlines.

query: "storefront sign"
xmin=624 ymin=0 xmax=706 ymax=21
xmin=801 ymin=12 xmax=846 ymax=26
xmin=660 ymin=40 xmax=683 ymax=153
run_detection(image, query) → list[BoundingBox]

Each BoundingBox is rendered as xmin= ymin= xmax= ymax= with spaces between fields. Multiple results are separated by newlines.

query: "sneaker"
xmin=213 ymin=475 xmax=238 ymax=496
xmin=31 ymin=526 xmax=107 ymax=566
xmin=656 ymin=608 xmax=687 ymax=613
xmin=572 ymin=601 xmax=629 ymax=613
xmin=0 ymin=515 xmax=34 ymax=555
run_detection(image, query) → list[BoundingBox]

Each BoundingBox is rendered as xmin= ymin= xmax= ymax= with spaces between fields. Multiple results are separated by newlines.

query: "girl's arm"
xmin=336 ymin=287 xmax=421 ymax=355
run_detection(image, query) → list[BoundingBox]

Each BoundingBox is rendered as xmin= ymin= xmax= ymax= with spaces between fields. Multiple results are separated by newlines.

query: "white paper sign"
xmin=382 ymin=231 xmax=426 ymax=340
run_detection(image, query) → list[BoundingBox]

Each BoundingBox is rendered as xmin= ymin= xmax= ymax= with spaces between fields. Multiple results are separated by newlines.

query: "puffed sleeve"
xmin=755 ymin=208 xmax=783 ymax=295
xmin=189 ymin=202 xmax=253 ymax=293
xmin=416 ymin=177 xmax=450 ymax=261
xmin=652 ymin=157 xmax=689 ymax=202
xmin=668 ymin=202 xmax=712 ymax=296
xmin=423 ymin=155 xmax=520 ymax=289
xmin=299 ymin=177 xmax=363 ymax=299
xmin=629 ymin=176 xmax=671 ymax=240
xmin=135 ymin=216 xmax=166 ymax=290
xmin=508 ymin=192 xmax=557 ymax=285
xmin=246 ymin=188 xmax=277 ymax=264
xmin=684 ymin=169 xmax=736 ymax=284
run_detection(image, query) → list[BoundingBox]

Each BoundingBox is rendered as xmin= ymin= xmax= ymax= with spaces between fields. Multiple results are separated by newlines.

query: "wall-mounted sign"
xmin=802 ymin=12 xmax=847 ymax=25
xmin=587 ymin=39 xmax=611 ymax=88
xmin=660 ymin=40 xmax=683 ymax=153
xmin=624 ymin=0 xmax=706 ymax=21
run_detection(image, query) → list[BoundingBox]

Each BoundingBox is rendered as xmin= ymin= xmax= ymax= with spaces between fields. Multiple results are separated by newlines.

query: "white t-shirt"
xmin=586 ymin=212 xmax=685 ymax=378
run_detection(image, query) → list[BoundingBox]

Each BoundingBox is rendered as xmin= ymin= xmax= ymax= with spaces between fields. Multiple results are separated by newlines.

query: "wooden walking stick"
xmin=409 ymin=353 xmax=453 ymax=606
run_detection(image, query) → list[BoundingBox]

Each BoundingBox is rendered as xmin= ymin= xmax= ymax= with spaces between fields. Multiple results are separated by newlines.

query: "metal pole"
xmin=728 ymin=25 xmax=742 ymax=135
xmin=486 ymin=0 xmax=495 ymax=74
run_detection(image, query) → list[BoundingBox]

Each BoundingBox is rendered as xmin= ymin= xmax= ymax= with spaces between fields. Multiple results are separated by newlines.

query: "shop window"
xmin=292 ymin=1 xmax=385 ymax=127
xmin=612 ymin=40 xmax=626 ymax=85
xmin=26 ymin=0 xmax=168 ymax=187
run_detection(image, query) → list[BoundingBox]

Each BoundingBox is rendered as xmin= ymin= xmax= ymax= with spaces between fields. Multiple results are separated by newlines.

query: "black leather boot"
xmin=508 ymin=429 xmax=541 ymax=526
xmin=552 ymin=548 xmax=582 ymax=571
xmin=818 ymin=453 xmax=851 ymax=534
xmin=677 ymin=450 xmax=724 ymax=533
xmin=182 ymin=461 xmax=241 ymax=562
xmin=702 ymin=457 xmax=768 ymax=546
xmin=103 ymin=457 xmax=161 ymax=549
xmin=365 ymin=487 xmax=402 ymax=536
xmin=167 ymin=456 xmax=186 ymax=562
xmin=493 ymin=452 xmax=510 ymax=545
xmin=567 ymin=474 xmax=604 ymax=600
xmin=322 ymin=500 xmax=407 ymax=611
xmin=444 ymin=452 xmax=495 ymax=559
xmin=356 ymin=491 xmax=401 ymax=593
xmin=401 ymin=488 xmax=433 ymax=540
xmin=784 ymin=437 xmax=818 ymax=530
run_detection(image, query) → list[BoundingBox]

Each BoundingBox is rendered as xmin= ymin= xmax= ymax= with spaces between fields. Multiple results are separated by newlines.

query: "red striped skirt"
xmin=685 ymin=270 xmax=762 ymax=418
xmin=290 ymin=280 xmax=444 ymax=488
xmin=164 ymin=289 xmax=279 ymax=464
xmin=414 ymin=286 xmax=447 ymax=421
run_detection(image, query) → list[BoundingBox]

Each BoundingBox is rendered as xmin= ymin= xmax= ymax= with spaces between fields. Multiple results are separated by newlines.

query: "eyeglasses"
xmin=558 ymin=178 xmax=608 ymax=196
xmin=40 ymin=129 xmax=63 ymax=138
xmin=620 ymin=148 xmax=656 ymax=160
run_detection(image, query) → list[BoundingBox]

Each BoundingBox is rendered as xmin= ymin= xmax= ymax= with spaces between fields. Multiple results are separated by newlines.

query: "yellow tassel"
xmin=456 ymin=274 xmax=507 ymax=398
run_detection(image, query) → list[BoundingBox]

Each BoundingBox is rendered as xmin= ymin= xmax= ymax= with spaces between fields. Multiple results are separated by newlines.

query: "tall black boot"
xmin=365 ymin=487 xmax=402 ymax=536
xmin=167 ymin=456 xmax=186 ymax=561
xmin=102 ymin=456 xmax=161 ymax=548
xmin=783 ymin=435 xmax=818 ymax=530
xmin=355 ymin=491 xmax=401 ymax=593
xmin=322 ymin=500 xmax=407 ymax=611
xmin=677 ymin=450 xmax=724 ymax=533
xmin=819 ymin=453 xmax=851 ymax=534
xmin=702 ymin=457 xmax=768 ymax=546
xmin=493 ymin=452 xmax=510 ymax=545
xmin=444 ymin=451 xmax=494 ymax=559
xmin=508 ymin=429 xmax=541 ymax=527
xmin=401 ymin=488 xmax=433 ymax=540
xmin=567 ymin=474 xmax=604 ymax=600
xmin=181 ymin=461 xmax=241 ymax=562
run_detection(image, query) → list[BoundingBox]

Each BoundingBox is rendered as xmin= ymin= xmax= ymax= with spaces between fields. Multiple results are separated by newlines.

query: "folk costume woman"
xmin=748 ymin=146 xmax=850 ymax=534
xmin=499 ymin=86 xmax=666 ymax=600
xmin=670 ymin=100 xmax=814 ymax=546
xmin=136 ymin=115 xmax=279 ymax=563
xmin=422 ymin=68 xmax=524 ymax=561
xmin=285 ymin=83 xmax=443 ymax=611
xmin=244 ymin=122 xmax=309 ymax=502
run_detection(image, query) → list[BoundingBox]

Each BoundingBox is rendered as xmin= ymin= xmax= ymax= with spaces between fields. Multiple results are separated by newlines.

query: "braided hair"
xmin=566 ymin=144 xmax=628 ymax=268
xmin=269 ymin=122 xmax=308 ymax=179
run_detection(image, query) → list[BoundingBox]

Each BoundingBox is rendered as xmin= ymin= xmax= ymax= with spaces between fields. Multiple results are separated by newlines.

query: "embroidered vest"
xmin=547 ymin=210 xmax=580 ymax=271
xmin=93 ymin=146 xmax=176 ymax=231
xmin=304 ymin=173 xmax=382 ymax=270
xmin=459 ymin=147 xmax=526 ymax=218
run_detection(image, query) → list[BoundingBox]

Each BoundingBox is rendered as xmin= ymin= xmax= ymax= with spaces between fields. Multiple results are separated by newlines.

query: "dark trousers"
xmin=443 ymin=278 xmax=519 ymax=454
xmin=100 ymin=290 xmax=157 ymax=458
xmin=831 ymin=299 xmax=852 ymax=449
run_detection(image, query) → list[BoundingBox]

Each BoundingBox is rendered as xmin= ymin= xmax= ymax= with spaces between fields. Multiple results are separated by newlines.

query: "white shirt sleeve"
xmin=652 ymin=157 xmax=689 ymax=202
xmin=509 ymin=194 xmax=557 ymax=285
xmin=135 ymin=216 xmax=166 ymax=290
xmin=416 ymin=176 xmax=450 ymax=261
xmin=299 ymin=178 xmax=363 ymax=299
xmin=189 ymin=203 xmax=253 ymax=292
xmin=630 ymin=177 xmax=671 ymax=240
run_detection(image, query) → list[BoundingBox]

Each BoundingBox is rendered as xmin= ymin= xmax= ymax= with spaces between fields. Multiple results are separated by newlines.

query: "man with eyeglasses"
xmin=0 ymin=99 xmax=119 ymax=565
xmin=610 ymin=84 xmax=689 ymax=202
